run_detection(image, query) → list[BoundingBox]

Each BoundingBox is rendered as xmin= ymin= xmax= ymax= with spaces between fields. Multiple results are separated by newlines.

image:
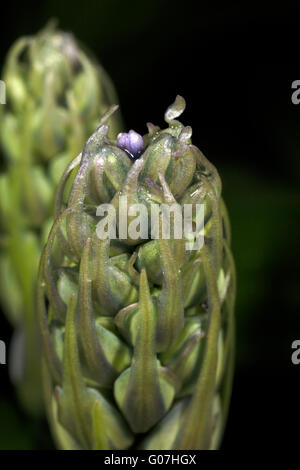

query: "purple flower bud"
xmin=117 ymin=130 xmax=144 ymax=159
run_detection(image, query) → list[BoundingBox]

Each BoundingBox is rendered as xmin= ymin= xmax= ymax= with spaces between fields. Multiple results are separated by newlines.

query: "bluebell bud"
xmin=117 ymin=130 xmax=144 ymax=159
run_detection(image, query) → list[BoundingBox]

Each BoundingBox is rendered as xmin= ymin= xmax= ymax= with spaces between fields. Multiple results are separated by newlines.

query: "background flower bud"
xmin=0 ymin=22 xmax=123 ymax=416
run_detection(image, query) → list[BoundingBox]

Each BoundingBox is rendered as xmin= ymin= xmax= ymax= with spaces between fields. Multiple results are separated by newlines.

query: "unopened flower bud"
xmin=117 ymin=130 xmax=144 ymax=159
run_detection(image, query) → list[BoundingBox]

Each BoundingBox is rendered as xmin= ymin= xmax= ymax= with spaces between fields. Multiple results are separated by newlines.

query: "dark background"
xmin=0 ymin=1 xmax=299 ymax=449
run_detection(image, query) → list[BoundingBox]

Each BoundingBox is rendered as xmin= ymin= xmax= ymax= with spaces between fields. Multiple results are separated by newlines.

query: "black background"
xmin=0 ymin=1 xmax=300 ymax=449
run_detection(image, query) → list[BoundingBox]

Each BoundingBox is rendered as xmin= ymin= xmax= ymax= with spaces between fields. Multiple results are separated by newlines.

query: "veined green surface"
xmin=38 ymin=96 xmax=235 ymax=449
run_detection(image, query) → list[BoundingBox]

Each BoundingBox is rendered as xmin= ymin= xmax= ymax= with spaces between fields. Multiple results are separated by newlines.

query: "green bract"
xmin=38 ymin=96 xmax=235 ymax=449
xmin=0 ymin=22 xmax=121 ymax=415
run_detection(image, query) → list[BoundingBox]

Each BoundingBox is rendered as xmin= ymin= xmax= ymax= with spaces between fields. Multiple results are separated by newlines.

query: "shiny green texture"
xmin=0 ymin=22 xmax=122 ymax=416
xmin=38 ymin=96 xmax=235 ymax=449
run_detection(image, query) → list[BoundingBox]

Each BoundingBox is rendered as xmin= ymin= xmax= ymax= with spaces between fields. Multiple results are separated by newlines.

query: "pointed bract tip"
xmin=164 ymin=95 xmax=186 ymax=124
xmin=97 ymin=104 xmax=119 ymax=128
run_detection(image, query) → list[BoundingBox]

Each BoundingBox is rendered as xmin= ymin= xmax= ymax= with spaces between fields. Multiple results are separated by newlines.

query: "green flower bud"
xmin=0 ymin=22 xmax=122 ymax=416
xmin=87 ymin=144 xmax=132 ymax=204
xmin=38 ymin=96 xmax=235 ymax=448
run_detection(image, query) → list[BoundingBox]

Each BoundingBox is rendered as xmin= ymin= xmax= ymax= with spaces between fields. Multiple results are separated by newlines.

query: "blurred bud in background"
xmin=0 ymin=20 xmax=122 ymax=417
